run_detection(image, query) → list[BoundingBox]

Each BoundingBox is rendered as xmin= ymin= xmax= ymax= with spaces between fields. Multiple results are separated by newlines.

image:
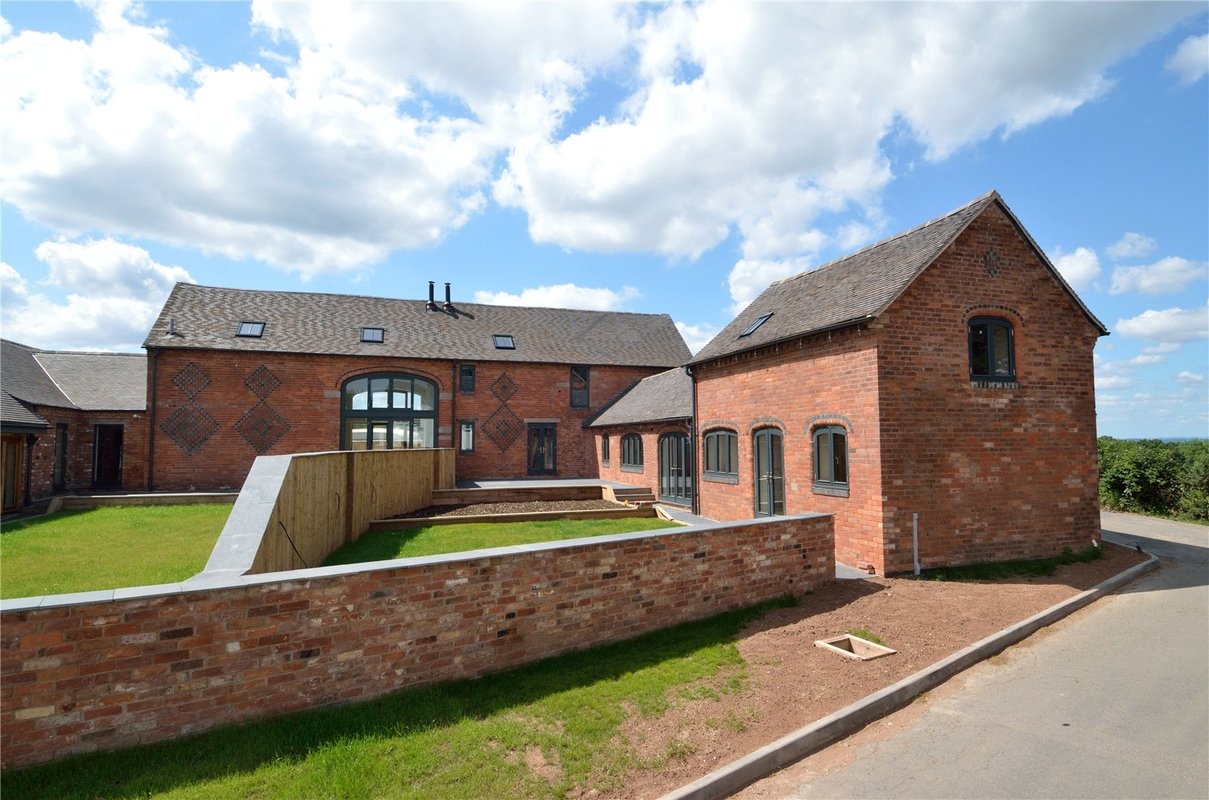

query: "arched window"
xmin=340 ymin=373 xmax=437 ymax=450
xmin=813 ymin=426 xmax=848 ymax=495
xmin=703 ymin=429 xmax=738 ymax=477
xmin=969 ymin=317 xmax=1015 ymax=381
xmin=621 ymin=433 xmax=643 ymax=470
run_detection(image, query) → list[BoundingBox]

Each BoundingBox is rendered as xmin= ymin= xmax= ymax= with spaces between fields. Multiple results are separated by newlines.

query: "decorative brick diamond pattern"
xmin=491 ymin=373 xmax=518 ymax=404
xmin=982 ymin=248 xmax=1002 ymax=278
xmin=244 ymin=365 xmax=281 ymax=400
xmin=160 ymin=404 xmax=219 ymax=456
xmin=484 ymin=405 xmax=524 ymax=452
xmin=172 ymin=362 xmax=210 ymax=399
xmin=234 ymin=402 xmax=290 ymax=453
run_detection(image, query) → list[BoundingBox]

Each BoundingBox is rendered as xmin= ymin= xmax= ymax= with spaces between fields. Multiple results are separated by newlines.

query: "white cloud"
xmin=472 ymin=283 xmax=640 ymax=311
xmin=1106 ymin=231 xmax=1157 ymax=261
xmin=1177 ymin=371 xmax=1206 ymax=385
xmin=1127 ymin=353 xmax=1166 ymax=366
xmin=0 ymin=239 xmax=193 ymax=351
xmin=727 ymin=257 xmax=805 ymax=315
xmin=1115 ymin=304 xmax=1209 ymax=342
xmin=1095 ymin=374 xmax=1132 ymax=390
xmin=674 ymin=321 xmax=720 ymax=355
xmin=0 ymin=262 xmax=29 ymax=300
xmin=0 ymin=1 xmax=1195 ymax=277
xmin=1145 ymin=341 xmax=1182 ymax=355
xmin=1052 ymin=246 xmax=1100 ymax=291
xmin=1166 ymin=32 xmax=1209 ymax=85
xmin=1109 ymin=256 xmax=1207 ymax=295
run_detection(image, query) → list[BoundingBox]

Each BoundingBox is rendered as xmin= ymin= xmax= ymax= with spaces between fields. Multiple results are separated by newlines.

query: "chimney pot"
xmin=426 ymin=281 xmax=437 ymax=311
xmin=443 ymin=282 xmax=453 ymax=311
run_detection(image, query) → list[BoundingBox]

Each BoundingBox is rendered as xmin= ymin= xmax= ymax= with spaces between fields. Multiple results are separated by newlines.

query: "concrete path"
xmin=738 ymin=512 xmax=1208 ymax=800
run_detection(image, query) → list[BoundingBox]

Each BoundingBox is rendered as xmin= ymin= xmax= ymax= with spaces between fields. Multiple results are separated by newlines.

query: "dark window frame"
xmin=703 ymin=428 xmax=739 ymax=484
xmin=601 ymin=434 xmax=610 ymax=465
xmin=739 ymin=312 xmax=773 ymax=337
xmin=620 ymin=433 xmax=644 ymax=472
xmin=459 ymin=364 xmax=476 ymax=393
xmin=236 ymin=321 xmax=265 ymax=338
xmin=813 ymin=425 xmax=849 ymax=497
xmin=570 ymin=365 xmax=590 ymax=408
xmin=458 ymin=419 xmax=475 ymax=454
xmin=360 ymin=326 xmax=385 ymax=344
xmin=968 ymin=316 xmax=1016 ymax=382
xmin=339 ymin=372 xmax=438 ymax=450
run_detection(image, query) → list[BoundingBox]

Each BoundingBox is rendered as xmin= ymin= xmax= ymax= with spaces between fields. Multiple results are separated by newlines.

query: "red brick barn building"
xmin=586 ymin=367 xmax=693 ymax=504
xmin=685 ymin=191 xmax=1107 ymax=574
xmin=1 ymin=339 xmax=148 ymax=513
xmin=142 ymin=283 xmax=689 ymax=491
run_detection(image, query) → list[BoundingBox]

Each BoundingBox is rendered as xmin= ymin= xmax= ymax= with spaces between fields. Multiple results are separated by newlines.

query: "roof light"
xmin=360 ymin=327 xmax=385 ymax=343
xmin=237 ymin=321 xmax=265 ymax=338
xmin=493 ymin=334 xmax=515 ymax=350
xmin=739 ymin=312 xmax=773 ymax=337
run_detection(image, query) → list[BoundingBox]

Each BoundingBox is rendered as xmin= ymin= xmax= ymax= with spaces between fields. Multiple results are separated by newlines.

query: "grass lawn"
xmin=0 ymin=505 xmax=230 ymax=599
xmin=323 ymin=517 xmax=682 ymax=566
xmin=0 ymin=597 xmax=793 ymax=800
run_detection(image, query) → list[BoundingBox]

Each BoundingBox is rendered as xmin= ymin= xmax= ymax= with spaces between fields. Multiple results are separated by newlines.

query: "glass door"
xmin=527 ymin=423 xmax=557 ymax=475
xmin=753 ymin=428 xmax=784 ymax=517
xmin=658 ymin=433 xmax=692 ymax=504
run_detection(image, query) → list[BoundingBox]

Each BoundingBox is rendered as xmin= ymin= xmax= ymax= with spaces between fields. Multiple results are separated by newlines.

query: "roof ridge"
xmin=772 ymin=190 xmax=1000 ymax=287
xmin=174 ymin=282 xmax=674 ymax=319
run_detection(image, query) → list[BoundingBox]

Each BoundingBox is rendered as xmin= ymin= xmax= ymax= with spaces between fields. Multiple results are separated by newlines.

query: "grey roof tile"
xmin=2 ymin=390 xmax=49 ymax=428
xmin=587 ymin=367 xmax=691 ymax=427
xmin=1 ymin=339 xmax=73 ymax=409
xmin=145 ymin=284 xmax=691 ymax=368
xmin=35 ymin=352 xmax=147 ymax=410
xmin=691 ymin=191 xmax=1106 ymax=364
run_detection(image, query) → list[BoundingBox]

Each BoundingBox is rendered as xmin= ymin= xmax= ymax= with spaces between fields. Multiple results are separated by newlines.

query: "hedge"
xmin=1098 ymin=437 xmax=1209 ymax=521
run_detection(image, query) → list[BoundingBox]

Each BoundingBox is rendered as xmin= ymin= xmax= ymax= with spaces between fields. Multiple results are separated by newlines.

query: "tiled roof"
xmin=586 ymin=367 xmax=691 ymax=427
xmin=1 ymin=390 xmax=48 ymax=429
xmin=145 ymin=284 xmax=692 ymax=368
xmin=691 ymin=191 xmax=1107 ymax=364
xmin=35 ymin=352 xmax=147 ymax=411
xmin=0 ymin=339 xmax=147 ymax=415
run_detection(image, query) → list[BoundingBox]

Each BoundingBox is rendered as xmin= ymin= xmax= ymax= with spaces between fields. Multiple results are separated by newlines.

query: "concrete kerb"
xmin=658 ymin=551 xmax=1161 ymax=800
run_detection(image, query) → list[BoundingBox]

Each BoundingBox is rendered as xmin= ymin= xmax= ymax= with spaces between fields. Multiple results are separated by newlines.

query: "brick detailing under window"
xmin=484 ymin=398 xmax=523 ymax=451
xmin=490 ymin=373 xmax=518 ymax=404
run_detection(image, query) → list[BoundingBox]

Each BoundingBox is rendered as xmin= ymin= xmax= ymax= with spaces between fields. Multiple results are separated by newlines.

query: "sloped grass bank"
xmin=0 ymin=598 xmax=794 ymax=800
xmin=0 ymin=505 xmax=230 ymax=599
xmin=323 ymin=517 xmax=681 ymax=565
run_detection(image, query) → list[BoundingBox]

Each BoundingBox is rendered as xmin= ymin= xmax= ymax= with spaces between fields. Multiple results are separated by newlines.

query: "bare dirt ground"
xmin=603 ymin=541 xmax=1149 ymax=800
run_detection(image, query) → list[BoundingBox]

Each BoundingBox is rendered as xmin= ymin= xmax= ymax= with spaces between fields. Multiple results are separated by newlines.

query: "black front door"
xmin=658 ymin=433 xmax=692 ymax=505
xmin=753 ymin=428 xmax=784 ymax=517
xmin=527 ymin=423 xmax=556 ymax=475
xmin=93 ymin=424 xmax=123 ymax=489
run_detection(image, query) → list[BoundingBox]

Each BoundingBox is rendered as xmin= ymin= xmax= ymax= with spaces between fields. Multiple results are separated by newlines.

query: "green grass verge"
xmin=0 ymin=597 xmax=795 ymax=800
xmin=323 ymin=517 xmax=682 ymax=566
xmin=846 ymin=628 xmax=884 ymax=645
xmin=921 ymin=545 xmax=1104 ymax=582
xmin=0 ymin=505 xmax=229 ymax=599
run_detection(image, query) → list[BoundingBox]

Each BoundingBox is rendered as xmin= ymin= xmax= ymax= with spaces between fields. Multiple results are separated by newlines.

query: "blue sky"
xmin=1 ymin=1 xmax=1206 ymax=439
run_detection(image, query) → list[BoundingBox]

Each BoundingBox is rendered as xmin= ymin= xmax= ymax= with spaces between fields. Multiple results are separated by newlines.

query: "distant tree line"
xmin=1098 ymin=437 xmax=1209 ymax=522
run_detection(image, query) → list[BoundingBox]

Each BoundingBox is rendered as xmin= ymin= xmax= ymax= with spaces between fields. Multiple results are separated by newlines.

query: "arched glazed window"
xmin=703 ymin=429 xmax=738 ymax=477
xmin=969 ymin=317 xmax=1015 ymax=381
xmin=340 ymin=373 xmax=437 ymax=450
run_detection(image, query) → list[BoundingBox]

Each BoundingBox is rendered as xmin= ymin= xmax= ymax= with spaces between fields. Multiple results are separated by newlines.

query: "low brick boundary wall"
xmin=0 ymin=514 xmax=833 ymax=769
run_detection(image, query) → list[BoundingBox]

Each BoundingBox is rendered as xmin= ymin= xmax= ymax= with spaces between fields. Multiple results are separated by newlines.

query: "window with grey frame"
xmin=703 ymin=429 xmax=738 ymax=483
xmin=459 ymin=420 xmax=475 ymax=454
xmin=459 ymin=364 xmax=475 ymax=393
xmin=570 ymin=365 xmax=590 ymax=408
xmin=813 ymin=425 xmax=849 ymax=496
xmin=340 ymin=373 xmax=437 ymax=450
xmin=621 ymin=433 xmax=643 ymax=471
xmin=969 ymin=316 xmax=1015 ymax=382
xmin=601 ymin=434 xmax=610 ymax=465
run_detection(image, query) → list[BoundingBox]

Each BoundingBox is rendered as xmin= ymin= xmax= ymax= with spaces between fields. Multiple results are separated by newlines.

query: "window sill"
xmin=812 ymin=483 xmax=849 ymax=498
xmin=620 ymin=464 xmax=644 ymax=473
xmin=704 ymin=472 xmax=739 ymax=485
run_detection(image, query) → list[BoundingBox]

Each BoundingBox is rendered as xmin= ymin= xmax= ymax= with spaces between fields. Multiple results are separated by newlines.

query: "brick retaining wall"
xmin=0 ymin=514 xmax=833 ymax=769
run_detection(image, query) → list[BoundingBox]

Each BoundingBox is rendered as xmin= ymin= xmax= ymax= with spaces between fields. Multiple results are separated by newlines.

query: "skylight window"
xmin=739 ymin=312 xmax=773 ymax=338
xmin=493 ymin=334 xmax=515 ymax=350
xmin=360 ymin=327 xmax=385 ymax=343
xmin=237 ymin=321 xmax=265 ymax=338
